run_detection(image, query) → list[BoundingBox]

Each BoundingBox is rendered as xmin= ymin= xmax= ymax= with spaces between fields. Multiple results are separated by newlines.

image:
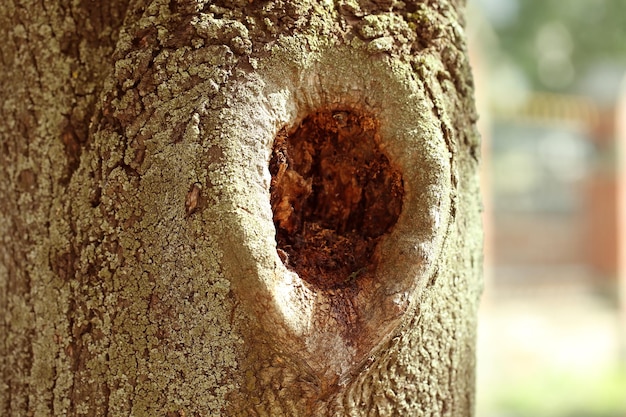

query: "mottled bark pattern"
xmin=0 ymin=0 xmax=482 ymax=416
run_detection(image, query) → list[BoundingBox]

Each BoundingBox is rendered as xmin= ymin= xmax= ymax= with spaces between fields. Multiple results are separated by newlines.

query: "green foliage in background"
xmin=486 ymin=367 xmax=626 ymax=417
xmin=478 ymin=0 xmax=626 ymax=96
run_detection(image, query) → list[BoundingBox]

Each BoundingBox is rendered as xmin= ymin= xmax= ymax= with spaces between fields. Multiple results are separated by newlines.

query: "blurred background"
xmin=466 ymin=0 xmax=626 ymax=416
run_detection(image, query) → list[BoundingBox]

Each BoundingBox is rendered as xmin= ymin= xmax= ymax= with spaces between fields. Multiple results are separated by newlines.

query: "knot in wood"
xmin=270 ymin=110 xmax=404 ymax=288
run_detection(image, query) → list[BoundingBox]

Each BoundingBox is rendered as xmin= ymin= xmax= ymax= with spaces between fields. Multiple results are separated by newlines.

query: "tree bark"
xmin=0 ymin=0 xmax=482 ymax=415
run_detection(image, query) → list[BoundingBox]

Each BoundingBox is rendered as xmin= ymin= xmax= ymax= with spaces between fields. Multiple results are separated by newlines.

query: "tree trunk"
xmin=0 ymin=0 xmax=482 ymax=415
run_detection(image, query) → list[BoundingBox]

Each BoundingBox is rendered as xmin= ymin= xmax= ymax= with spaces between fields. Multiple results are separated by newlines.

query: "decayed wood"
xmin=0 ymin=0 xmax=482 ymax=415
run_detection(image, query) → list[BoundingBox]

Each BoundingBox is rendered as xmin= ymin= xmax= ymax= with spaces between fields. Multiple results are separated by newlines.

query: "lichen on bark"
xmin=1 ymin=0 xmax=481 ymax=416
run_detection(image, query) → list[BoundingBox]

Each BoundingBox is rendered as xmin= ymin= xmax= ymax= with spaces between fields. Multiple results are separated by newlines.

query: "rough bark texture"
xmin=0 ymin=0 xmax=482 ymax=416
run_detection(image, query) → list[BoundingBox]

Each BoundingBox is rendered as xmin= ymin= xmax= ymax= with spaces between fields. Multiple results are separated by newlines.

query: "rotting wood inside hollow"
xmin=270 ymin=110 xmax=404 ymax=288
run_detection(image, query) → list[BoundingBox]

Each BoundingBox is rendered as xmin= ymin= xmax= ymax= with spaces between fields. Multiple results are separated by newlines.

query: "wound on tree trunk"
xmin=270 ymin=110 xmax=403 ymax=288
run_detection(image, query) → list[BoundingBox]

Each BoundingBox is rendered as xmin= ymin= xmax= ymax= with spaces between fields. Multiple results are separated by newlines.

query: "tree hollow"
xmin=270 ymin=110 xmax=404 ymax=288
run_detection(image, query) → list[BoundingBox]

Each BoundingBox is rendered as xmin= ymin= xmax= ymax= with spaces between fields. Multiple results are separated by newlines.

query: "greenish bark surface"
xmin=0 ymin=0 xmax=482 ymax=415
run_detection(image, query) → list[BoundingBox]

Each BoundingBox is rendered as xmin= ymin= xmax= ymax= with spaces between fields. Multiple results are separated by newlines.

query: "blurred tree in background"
xmin=476 ymin=0 xmax=626 ymax=103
